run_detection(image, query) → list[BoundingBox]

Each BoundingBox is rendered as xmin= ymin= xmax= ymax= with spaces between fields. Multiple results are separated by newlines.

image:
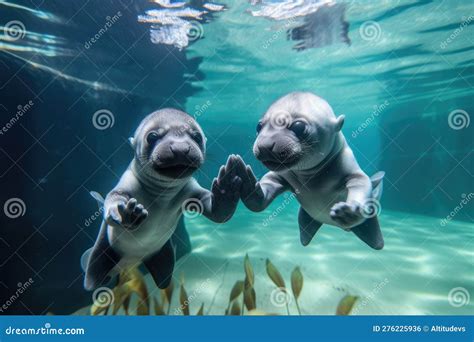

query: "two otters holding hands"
xmin=83 ymin=92 xmax=385 ymax=291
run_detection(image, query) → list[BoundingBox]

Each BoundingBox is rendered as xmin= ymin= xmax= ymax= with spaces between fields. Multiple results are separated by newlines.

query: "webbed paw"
xmin=330 ymin=202 xmax=364 ymax=229
xmin=211 ymin=154 xmax=242 ymax=202
xmin=234 ymin=155 xmax=264 ymax=211
xmin=106 ymin=198 xmax=148 ymax=229
xmin=210 ymin=155 xmax=242 ymax=222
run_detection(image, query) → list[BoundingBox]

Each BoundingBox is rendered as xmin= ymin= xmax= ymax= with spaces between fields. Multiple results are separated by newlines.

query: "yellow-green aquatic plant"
xmin=265 ymin=259 xmax=290 ymax=315
xmin=291 ymin=267 xmax=303 ymax=315
xmin=87 ymin=255 xmax=359 ymax=316
xmin=336 ymin=295 xmax=359 ymax=315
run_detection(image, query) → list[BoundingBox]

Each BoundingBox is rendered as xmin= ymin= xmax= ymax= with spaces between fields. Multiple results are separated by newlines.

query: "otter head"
xmin=253 ymin=92 xmax=344 ymax=172
xmin=130 ymin=108 xmax=206 ymax=180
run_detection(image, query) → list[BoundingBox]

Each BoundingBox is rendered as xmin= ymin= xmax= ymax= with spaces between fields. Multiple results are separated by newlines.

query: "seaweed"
xmin=86 ymin=255 xmax=359 ymax=316
xmin=291 ymin=266 xmax=303 ymax=315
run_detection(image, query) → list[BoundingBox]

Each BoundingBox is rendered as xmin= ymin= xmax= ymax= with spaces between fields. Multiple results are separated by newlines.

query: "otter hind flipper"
xmin=84 ymin=222 xmax=121 ymax=290
xmin=298 ymin=207 xmax=323 ymax=246
xmin=171 ymin=216 xmax=192 ymax=260
xmin=143 ymin=239 xmax=175 ymax=289
xmin=351 ymin=217 xmax=384 ymax=250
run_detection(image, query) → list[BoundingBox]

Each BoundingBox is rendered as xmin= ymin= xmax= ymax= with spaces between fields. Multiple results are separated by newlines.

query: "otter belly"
xmin=296 ymin=187 xmax=348 ymax=226
xmin=108 ymin=212 xmax=180 ymax=260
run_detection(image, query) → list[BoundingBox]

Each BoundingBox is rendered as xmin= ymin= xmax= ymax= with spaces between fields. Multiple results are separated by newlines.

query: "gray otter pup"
xmin=84 ymin=108 xmax=241 ymax=290
xmin=235 ymin=92 xmax=385 ymax=249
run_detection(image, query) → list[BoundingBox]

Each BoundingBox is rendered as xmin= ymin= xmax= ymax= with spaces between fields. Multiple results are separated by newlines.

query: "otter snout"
xmin=151 ymin=138 xmax=203 ymax=178
xmin=254 ymin=141 xmax=276 ymax=161
xmin=254 ymin=136 xmax=302 ymax=171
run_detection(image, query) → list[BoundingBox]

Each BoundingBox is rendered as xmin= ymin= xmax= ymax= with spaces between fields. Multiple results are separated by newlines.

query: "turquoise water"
xmin=1 ymin=0 xmax=472 ymax=315
xmin=171 ymin=0 xmax=473 ymax=315
xmin=170 ymin=205 xmax=474 ymax=315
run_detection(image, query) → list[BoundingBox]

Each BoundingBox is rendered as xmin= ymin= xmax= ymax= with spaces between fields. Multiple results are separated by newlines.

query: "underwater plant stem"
xmin=295 ymin=299 xmax=302 ymax=315
xmin=208 ymin=261 xmax=228 ymax=315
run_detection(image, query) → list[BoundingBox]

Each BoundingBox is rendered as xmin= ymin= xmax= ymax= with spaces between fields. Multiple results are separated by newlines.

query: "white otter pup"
xmin=84 ymin=108 xmax=241 ymax=290
xmin=236 ymin=92 xmax=385 ymax=249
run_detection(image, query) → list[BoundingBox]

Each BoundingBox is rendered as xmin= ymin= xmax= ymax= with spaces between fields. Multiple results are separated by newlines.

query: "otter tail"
xmin=370 ymin=171 xmax=385 ymax=201
xmin=351 ymin=171 xmax=386 ymax=250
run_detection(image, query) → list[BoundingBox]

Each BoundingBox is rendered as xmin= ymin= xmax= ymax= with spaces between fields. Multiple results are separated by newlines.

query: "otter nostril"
xmin=170 ymin=143 xmax=190 ymax=155
xmin=260 ymin=142 xmax=276 ymax=154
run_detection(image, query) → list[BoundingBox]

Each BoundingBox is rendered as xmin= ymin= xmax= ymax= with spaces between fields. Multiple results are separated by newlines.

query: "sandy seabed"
xmin=76 ymin=203 xmax=474 ymax=316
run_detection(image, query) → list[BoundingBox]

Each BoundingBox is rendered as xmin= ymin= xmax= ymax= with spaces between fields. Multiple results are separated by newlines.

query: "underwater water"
xmin=0 ymin=0 xmax=472 ymax=316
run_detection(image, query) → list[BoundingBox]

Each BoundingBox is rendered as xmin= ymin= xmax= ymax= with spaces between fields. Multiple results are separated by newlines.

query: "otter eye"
xmin=289 ymin=121 xmax=307 ymax=137
xmin=256 ymin=122 xmax=263 ymax=134
xmin=191 ymin=131 xmax=203 ymax=145
xmin=146 ymin=132 xmax=160 ymax=145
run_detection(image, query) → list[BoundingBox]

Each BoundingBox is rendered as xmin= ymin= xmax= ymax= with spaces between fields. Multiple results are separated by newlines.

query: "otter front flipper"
xmin=193 ymin=155 xmax=242 ymax=223
xmin=234 ymin=155 xmax=289 ymax=212
xmin=298 ymin=207 xmax=323 ymax=246
xmin=351 ymin=217 xmax=384 ymax=250
xmin=84 ymin=222 xmax=121 ymax=291
xmin=143 ymin=239 xmax=175 ymax=289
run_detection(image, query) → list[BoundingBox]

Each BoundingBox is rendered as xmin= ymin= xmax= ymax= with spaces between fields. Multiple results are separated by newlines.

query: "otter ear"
xmin=334 ymin=115 xmax=345 ymax=132
xmin=128 ymin=137 xmax=135 ymax=148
